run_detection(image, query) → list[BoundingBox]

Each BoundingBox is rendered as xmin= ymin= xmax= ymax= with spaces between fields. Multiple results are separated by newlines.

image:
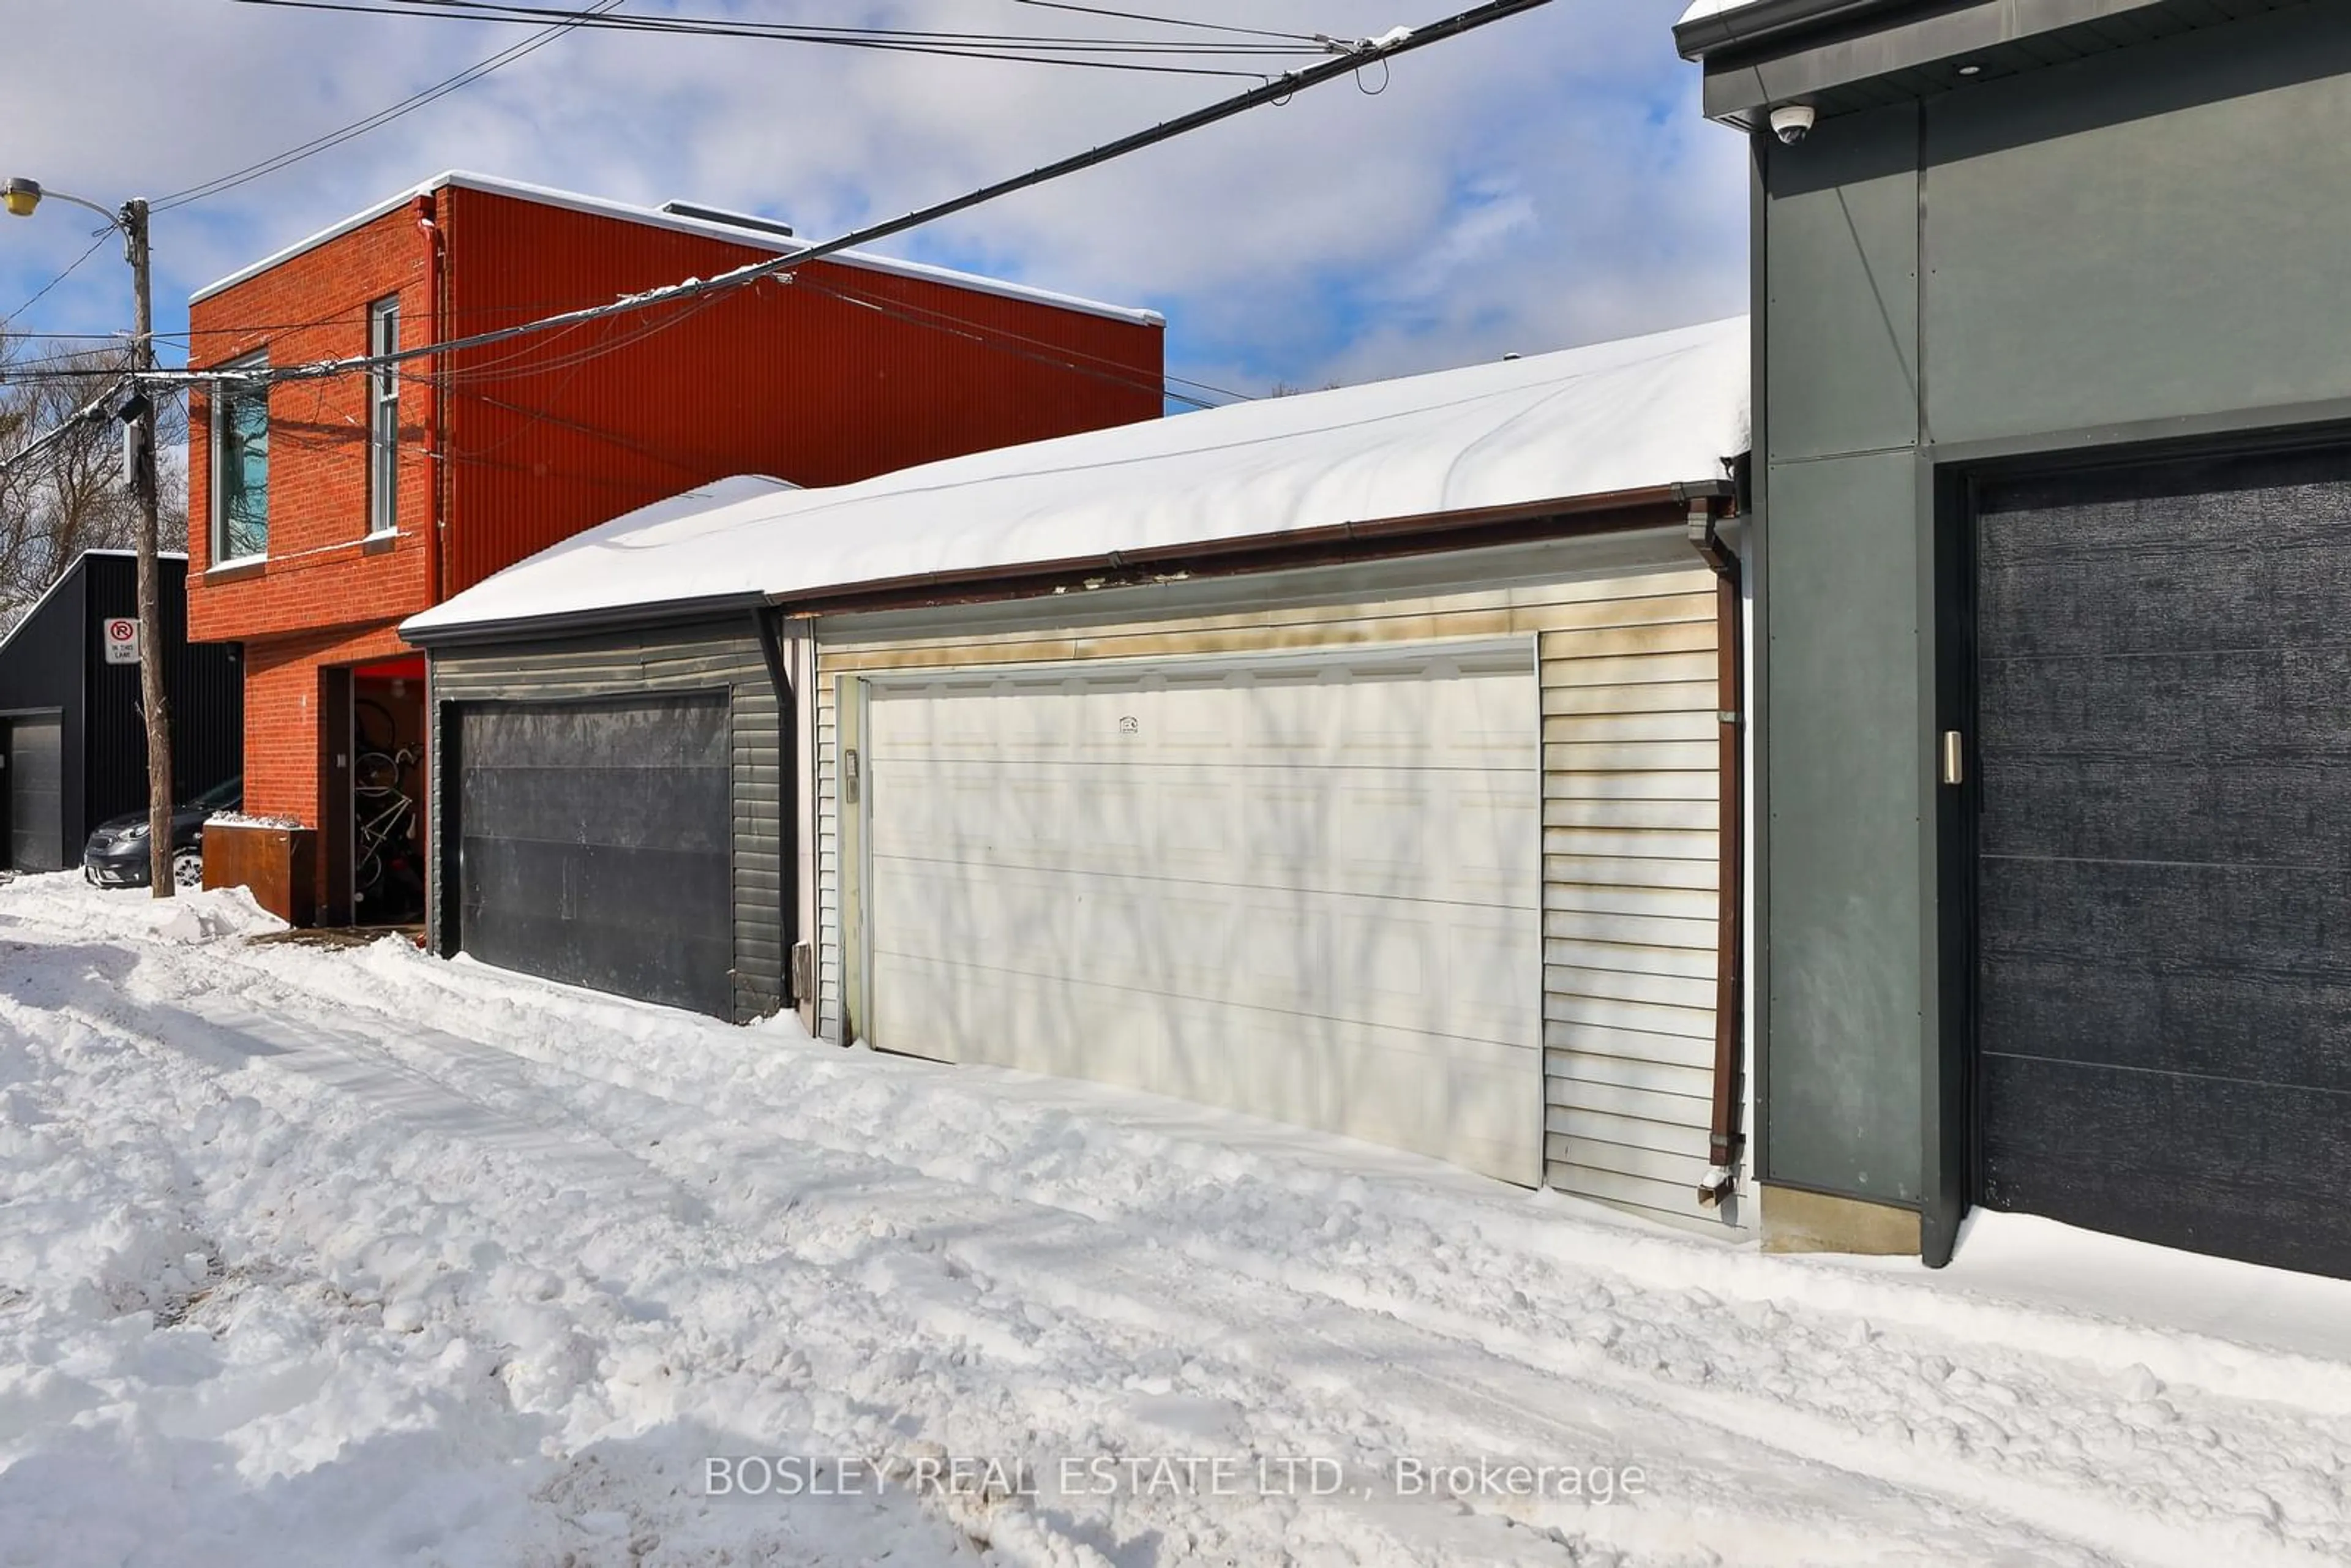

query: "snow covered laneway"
xmin=3 ymin=876 xmax=2350 ymax=1567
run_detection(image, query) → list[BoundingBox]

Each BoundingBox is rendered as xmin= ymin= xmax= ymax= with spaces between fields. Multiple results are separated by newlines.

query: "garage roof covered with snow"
xmin=404 ymin=315 xmax=1749 ymax=640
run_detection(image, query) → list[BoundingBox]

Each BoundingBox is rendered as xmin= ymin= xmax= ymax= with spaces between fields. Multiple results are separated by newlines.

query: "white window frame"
xmin=366 ymin=297 xmax=400 ymax=538
xmin=209 ymin=350 xmax=271 ymax=568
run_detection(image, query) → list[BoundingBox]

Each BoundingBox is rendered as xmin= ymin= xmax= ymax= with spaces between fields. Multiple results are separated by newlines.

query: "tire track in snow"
xmin=148 ymin=961 xmax=2140 ymax=1565
xmin=10 ymin=898 xmax=2344 ymax=1566
xmin=217 ymin=940 xmax=2351 ymax=1567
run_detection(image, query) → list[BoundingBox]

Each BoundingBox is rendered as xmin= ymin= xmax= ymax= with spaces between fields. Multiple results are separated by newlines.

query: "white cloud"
xmin=0 ymin=1 xmax=1747 ymax=395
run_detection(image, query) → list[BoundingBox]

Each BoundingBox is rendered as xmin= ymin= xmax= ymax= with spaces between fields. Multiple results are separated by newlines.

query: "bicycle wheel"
xmin=355 ymin=698 xmax=399 ymax=757
xmin=355 ymin=751 xmax=400 ymax=795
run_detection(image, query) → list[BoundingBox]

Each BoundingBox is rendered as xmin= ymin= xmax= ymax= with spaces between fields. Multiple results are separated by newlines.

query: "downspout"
xmin=416 ymin=193 xmax=448 ymax=950
xmin=752 ymin=608 xmax=801 ymax=1017
xmin=416 ymin=193 xmax=446 ymax=608
xmin=1681 ymin=481 xmax=1746 ymax=1207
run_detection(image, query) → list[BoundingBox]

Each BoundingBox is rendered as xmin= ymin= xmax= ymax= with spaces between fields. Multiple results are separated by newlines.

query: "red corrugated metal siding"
xmin=440 ymin=187 xmax=1164 ymax=596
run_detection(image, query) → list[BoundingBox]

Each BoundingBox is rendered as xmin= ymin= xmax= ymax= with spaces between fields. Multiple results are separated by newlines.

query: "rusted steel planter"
xmin=201 ymin=821 xmax=317 ymax=927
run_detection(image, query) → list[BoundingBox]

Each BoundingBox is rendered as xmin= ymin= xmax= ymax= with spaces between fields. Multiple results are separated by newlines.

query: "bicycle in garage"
xmin=354 ymin=699 xmax=425 ymax=923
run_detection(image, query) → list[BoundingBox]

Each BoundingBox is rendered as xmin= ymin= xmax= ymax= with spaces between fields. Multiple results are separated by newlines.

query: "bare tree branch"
xmin=0 ymin=333 xmax=188 ymax=634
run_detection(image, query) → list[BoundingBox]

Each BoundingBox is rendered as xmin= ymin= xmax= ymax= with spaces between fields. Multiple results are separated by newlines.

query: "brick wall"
xmin=187 ymin=197 xmax=440 ymax=647
xmin=183 ymin=174 xmax=1165 ymax=907
xmin=241 ymin=620 xmax=411 ymax=822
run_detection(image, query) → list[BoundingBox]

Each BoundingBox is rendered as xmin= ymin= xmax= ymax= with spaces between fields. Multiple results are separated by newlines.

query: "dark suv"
xmin=82 ymin=776 xmax=241 ymax=890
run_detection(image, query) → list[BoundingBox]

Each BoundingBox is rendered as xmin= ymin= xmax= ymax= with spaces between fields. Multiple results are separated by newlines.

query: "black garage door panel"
xmin=1977 ymin=448 xmax=2351 ymax=1278
xmin=1981 ymin=1055 xmax=2348 ymax=1279
xmin=8 ymin=715 xmax=62 ymax=872
xmin=1977 ymin=858 xmax=2351 ymax=1089
xmin=457 ymin=695 xmax=732 ymax=1016
xmin=462 ymin=767 xmax=731 ymax=855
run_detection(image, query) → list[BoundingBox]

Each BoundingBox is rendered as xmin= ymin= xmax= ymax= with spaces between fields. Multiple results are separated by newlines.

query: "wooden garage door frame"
xmin=841 ymin=634 xmax=1548 ymax=1179
xmin=1935 ymin=427 xmax=2351 ymax=1273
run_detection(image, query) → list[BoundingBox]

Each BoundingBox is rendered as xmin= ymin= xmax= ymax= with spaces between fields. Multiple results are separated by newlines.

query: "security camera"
xmin=1770 ymin=104 xmax=1817 ymax=145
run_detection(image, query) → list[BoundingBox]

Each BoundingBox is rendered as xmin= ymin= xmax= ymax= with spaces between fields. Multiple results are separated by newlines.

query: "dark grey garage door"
xmin=1975 ymin=447 xmax=2351 ymax=1278
xmin=456 ymin=694 xmax=732 ymax=1016
xmin=7 ymin=715 xmax=63 ymax=872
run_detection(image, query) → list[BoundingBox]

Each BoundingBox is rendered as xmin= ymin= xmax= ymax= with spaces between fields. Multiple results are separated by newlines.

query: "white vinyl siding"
xmin=810 ymin=534 xmax=1738 ymax=1232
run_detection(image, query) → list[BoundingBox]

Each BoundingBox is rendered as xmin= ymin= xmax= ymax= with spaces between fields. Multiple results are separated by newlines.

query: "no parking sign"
xmin=102 ymin=617 xmax=140 ymax=665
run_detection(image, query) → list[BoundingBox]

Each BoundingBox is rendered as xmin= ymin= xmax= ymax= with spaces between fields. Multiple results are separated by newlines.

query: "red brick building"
xmin=186 ymin=171 xmax=1165 ymax=923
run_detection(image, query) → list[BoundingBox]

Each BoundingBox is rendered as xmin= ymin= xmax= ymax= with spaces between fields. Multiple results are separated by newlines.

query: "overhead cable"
xmin=229 ymin=0 xmax=1326 ymax=77
xmin=156 ymin=0 xmax=626 ymax=210
xmin=167 ymin=0 xmax=1554 ymax=394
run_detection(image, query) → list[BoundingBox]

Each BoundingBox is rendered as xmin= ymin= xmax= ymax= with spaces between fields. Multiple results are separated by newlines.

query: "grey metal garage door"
xmin=7 ymin=715 xmax=62 ymax=872
xmin=455 ymin=694 xmax=733 ymax=1016
xmin=1974 ymin=446 xmax=2351 ymax=1278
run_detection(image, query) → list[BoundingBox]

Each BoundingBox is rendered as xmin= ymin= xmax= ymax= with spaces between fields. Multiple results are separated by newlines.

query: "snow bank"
xmin=406 ymin=317 xmax=1750 ymax=636
xmin=3 ymin=873 xmax=2347 ymax=1567
xmin=5 ymin=872 xmax=285 ymax=944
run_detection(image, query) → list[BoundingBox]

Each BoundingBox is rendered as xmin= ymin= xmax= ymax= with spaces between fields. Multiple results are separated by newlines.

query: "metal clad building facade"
xmin=185 ymin=171 xmax=1164 ymax=920
xmin=0 ymin=553 xmax=242 ymax=871
xmin=438 ymin=186 xmax=1168 ymax=596
xmin=1683 ymin=0 xmax=2351 ymax=1274
xmin=80 ymin=555 xmax=244 ymax=823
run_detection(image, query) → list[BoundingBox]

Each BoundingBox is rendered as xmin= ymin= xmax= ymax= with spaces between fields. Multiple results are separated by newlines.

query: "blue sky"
xmin=1 ymin=1 xmax=1746 ymax=401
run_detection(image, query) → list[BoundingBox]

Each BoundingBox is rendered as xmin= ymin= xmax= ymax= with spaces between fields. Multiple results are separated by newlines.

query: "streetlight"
xmin=4 ymin=176 xmax=175 ymax=898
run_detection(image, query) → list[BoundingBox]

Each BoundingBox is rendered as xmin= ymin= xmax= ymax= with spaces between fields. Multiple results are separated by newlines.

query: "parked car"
xmin=82 ymin=777 xmax=241 ymax=890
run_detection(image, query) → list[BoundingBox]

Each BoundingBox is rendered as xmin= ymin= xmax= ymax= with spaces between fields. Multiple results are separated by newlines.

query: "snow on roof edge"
xmin=188 ymin=171 xmax=1164 ymax=327
xmin=406 ymin=317 xmax=1752 ymax=641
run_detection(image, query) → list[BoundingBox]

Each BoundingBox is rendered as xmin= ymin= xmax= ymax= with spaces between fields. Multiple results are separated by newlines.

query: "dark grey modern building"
xmin=1679 ymin=0 xmax=2351 ymax=1278
xmin=0 ymin=552 xmax=242 ymax=873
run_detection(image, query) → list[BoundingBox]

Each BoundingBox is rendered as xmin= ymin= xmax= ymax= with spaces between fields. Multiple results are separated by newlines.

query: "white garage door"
xmin=861 ymin=645 xmax=1543 ymax=1185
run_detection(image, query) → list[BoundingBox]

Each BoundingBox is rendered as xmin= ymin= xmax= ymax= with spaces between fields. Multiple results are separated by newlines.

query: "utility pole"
xmin=124 ymin=197 xmax=173 ymax=898
xmin=3 ymin=178 xmax=176 ymax=896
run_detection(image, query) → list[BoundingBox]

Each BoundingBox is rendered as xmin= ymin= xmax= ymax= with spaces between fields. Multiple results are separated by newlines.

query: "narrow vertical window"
xmin=212 ymin=352 xmax=270 ymax=563
xmin=367 ymin=297 xmax=400 ymax=536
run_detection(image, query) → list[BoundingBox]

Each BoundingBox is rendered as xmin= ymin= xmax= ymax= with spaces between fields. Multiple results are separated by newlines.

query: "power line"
xmin=0 ymin=346 xmax=130 ymax=382
xmin=230 ymin=0 xmax=1324 ymax=78
xmin=165 ymin=0 xmax=1553 ymax=395
xmin=392 ymin=0 xmax=1316 ymax=53
xmin=11 ymin=0 xmax=1537 ymax=482
xmin=4 ymin=233 xmax=114 ymax=328
xmin=0 ymin=380 xmax=127 ymax=478
xmin=792 ymin=275 xmax=1237 ymax=408
xmin=1008 ymin=1 xmax=1338 ymax=46
xmin=156 ymin=0 xmax=625 ymax=210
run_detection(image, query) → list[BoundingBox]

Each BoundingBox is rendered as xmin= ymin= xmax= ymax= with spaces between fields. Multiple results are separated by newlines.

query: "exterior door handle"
xmin=1940 ymin=730 xmax=1965 ymax=787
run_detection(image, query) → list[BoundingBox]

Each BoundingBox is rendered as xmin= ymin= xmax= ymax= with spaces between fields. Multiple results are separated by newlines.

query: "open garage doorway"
xmin=348 ymin=655 xmax=426 ymax=927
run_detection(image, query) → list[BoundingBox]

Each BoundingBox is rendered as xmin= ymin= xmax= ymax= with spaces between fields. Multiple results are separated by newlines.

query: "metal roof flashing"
xmin=1678 ymin=0 xmax=2306 ymax=127
xmin=1673 ymin=0 xmax=1910 ymax=61
xmin=187 ymin=171 xmax=1164 ymax=326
